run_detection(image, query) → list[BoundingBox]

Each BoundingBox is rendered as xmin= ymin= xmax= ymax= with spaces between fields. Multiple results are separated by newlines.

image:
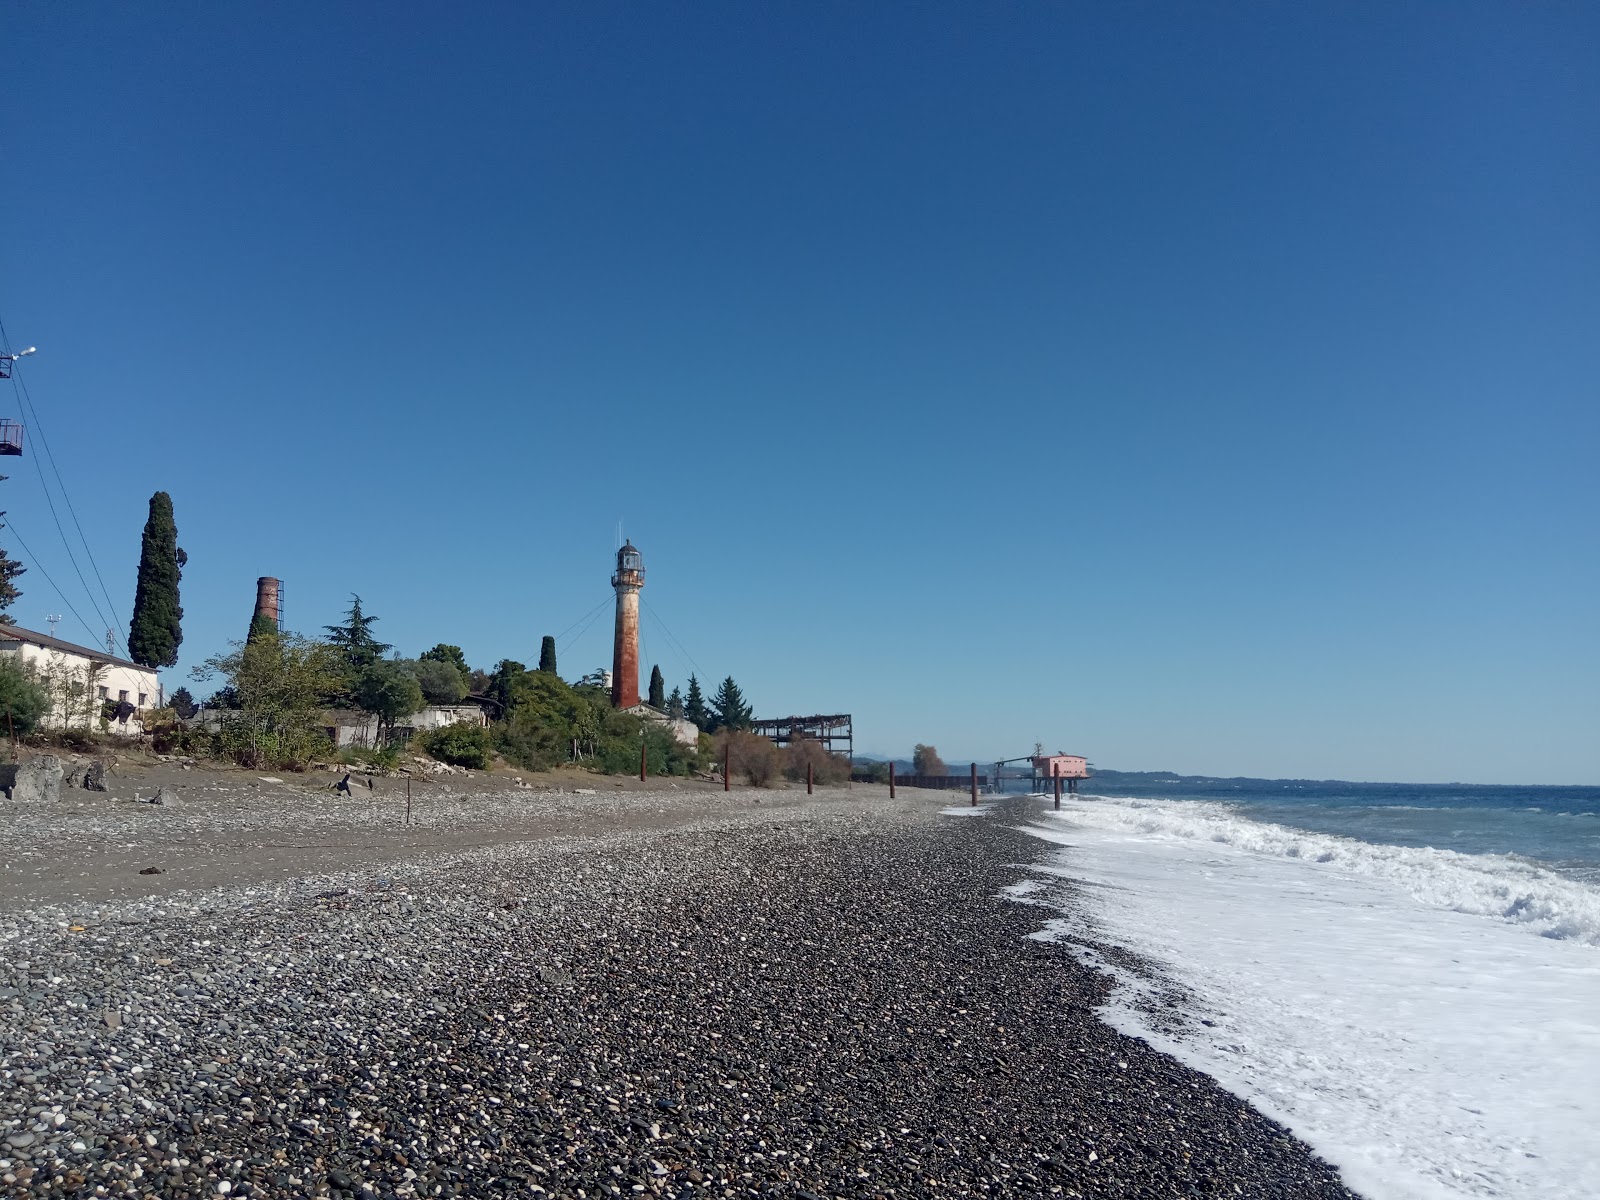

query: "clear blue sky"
xmin=3 ymin=2 xmax=1595 ymax=783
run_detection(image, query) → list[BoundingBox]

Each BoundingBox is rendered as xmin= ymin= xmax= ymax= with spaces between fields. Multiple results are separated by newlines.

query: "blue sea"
xmin=1056 ymin=776 xmax=1600 ymax=884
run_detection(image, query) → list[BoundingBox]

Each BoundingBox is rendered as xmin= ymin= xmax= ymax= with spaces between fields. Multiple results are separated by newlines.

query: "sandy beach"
xmin=0 ymin=765 xmax=1356 ymax=1198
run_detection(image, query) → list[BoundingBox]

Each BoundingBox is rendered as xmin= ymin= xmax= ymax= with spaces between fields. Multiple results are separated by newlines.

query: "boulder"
xmin=82 ymin=760 xmax=111 ymax=792
xmin=5 ymin=755 xmax=64 ymax=803
xmin=147 ymin=787 xmax=178 ymax=806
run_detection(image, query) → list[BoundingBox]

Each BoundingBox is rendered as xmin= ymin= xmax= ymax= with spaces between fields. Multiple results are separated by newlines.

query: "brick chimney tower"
xmin=610 ymin=542 xmax=644 ymax=709
xmin=254 ymin=577 xmax=282 ymax=630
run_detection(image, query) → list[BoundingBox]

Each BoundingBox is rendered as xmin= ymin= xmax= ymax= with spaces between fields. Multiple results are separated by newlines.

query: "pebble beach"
xmin=0 ymin=774 xmax=1358 ymax=1198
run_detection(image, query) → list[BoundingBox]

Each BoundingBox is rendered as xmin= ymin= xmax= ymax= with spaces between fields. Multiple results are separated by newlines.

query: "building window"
xmin=118 ymin=690 xmax=128 ymax=703
xmin=97 ymin=686 xmax=109 ymax=700
xmin=137 ymin=693 xmax=148 ymax=706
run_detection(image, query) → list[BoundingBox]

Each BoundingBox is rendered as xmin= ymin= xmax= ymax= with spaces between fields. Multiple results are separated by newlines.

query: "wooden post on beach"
xmin=1053 ymin=764 xmax=1061 ymax=810
xmin=640 ymin=740 xmax=647 ymax=782
xmin=724 ymin=743 xmax=730 ymax=792
xmin=405 ymin=775 xmax=412 ymax=825
xmin=807 ymin=761 xmax=813 ymax=795
xmin=970 ymin=762 xmax=978 ymax=806
xmin=889 ymin=762 xmax=896 ymax=799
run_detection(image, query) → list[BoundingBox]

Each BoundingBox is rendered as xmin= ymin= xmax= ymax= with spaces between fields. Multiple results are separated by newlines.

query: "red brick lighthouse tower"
xmin=610 ymin=541 xmax=645 ymax=709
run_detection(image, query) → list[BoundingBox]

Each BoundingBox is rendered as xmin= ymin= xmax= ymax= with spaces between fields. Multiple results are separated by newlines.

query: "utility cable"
xmin=1 ymin=515 xmax=106 ymax=650
xmin=0 ymin=314 xmax=129 ymax=657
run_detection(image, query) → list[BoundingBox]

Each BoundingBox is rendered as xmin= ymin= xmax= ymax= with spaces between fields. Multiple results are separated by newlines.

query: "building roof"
xmin=0 ymin=624 xmax=154 ymax=672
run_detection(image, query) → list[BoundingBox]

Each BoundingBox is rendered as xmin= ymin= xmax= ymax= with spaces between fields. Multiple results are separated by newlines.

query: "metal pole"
xmin=807 ymin=760 xmax=813 ymax=795
xmin=970 ymin=762 xmax=978 ymax=806
xmin=724 ymin=743 xmax=730 ymax=792
xmin=640 ymin=739 xmax=647 ymax=782
xmin=1054 ymin=764 xmax=1061 ymax=810
xmin=889 ymin=761 xmax=896 ymax=799
xmin=406 ymin=775 xmax=412 ymax=825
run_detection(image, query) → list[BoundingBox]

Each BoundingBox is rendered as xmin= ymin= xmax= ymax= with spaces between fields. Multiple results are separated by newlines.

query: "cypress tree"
xmin=127 ymin=491 xmax=184 ymax=667
xmin=684 ymin=674 xmax=709 ymax=731
xmin=247 ymin=612 xmax=278 ymax=643
xmin=648 ymin=664 xmax=665 ymax=709
xmin=538 ymin=635 xmax=558 ymax=674
xmin=666 ymin=685 xmax=684 ymax=719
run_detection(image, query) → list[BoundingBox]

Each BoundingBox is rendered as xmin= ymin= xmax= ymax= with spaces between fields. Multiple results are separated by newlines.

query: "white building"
xmin=327 ymin=702 xmax=489 ymax=749
xmin=0 ymin=625 xmax=163 ymax=737
xmin=623 ymin=703 xmax=701 ymax=748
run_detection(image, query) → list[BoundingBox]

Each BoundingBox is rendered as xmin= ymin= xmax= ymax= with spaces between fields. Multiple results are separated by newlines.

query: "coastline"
xmin=0 ymin=781 xmax=1355 ymax=1198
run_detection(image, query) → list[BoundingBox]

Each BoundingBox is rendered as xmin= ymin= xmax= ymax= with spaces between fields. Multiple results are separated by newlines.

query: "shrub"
xmin=856 ymin=760 xmax=891 ymax=784
xmin=0 ymin=655 xmax=50 ymax=734
xmin=715 ymin=729 xmax=783 ymax=787
xmin=418 ymin=721 xmax=494 ymax=770
xmin=496 ymin=708 xmax=568 ymax=772
xmin=783 ymin=738 xmax=851 ymax=785
xmin=152 ymin=719 xmax=215 ymax=757
xmin=215 ymin=719 xmax=331 ymax=771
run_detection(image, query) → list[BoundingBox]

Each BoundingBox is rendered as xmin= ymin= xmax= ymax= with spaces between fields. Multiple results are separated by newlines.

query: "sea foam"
xmin=1051 ymin=794 xmax=1600 ymax=945
xmin=1021 ymin=797 xmax=1600 ymax=1200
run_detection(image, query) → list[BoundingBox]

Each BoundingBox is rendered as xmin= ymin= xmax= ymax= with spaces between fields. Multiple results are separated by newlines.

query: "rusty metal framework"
xmin=750 ymin=713 xmax=853 ymax=759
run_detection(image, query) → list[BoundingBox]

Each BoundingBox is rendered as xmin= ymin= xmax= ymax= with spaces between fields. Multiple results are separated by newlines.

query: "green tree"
xmin=666 ymin=685 xmax=684 ymax=719
xmin=709 ymin=676 xmax=753 ymax=733
xmin=354 ymin=659 xmax=424 ymax=744
xmin=487 ymin=659 xmax=525 ymax=718
xmin=192 ymin=632 xmax=343 ymax=767
xmin=127 ymin=491 xmax=185 ymax=667
xmin=0 ymin=514 xmax=24 ymax=623
xmin=684 ymin=674 xmax=709 ymax=731
xmin=413 ymin=657 xmax=468 ymax=705
xmin=648 ymin=664 xmax=665 ymax=709
xmin=324 ymin=595 xmax=391 ymax=671
xmin=912 ymin=744 xmax=947 ymax=776
xmin=538 ymin=635 xmax=558 ymax=674
xmin=420 ymin=644 xmax=470 ymax=675
xmin=168 ymin=685 xmax=198 ymax=719
xmin=247 ymin=612 xmax=277 ymax=643
xmin=0 ymin=654 xmax=49 ymax=733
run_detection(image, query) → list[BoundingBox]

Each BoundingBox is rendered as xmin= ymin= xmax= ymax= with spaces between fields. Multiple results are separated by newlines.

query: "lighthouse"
xmin=610 ymin=542 xmax=645 ymax=709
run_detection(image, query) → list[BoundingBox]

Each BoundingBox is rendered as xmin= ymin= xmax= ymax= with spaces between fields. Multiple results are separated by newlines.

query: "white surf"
xmin=1020 ymin=796 xmax=1600 ymax=1200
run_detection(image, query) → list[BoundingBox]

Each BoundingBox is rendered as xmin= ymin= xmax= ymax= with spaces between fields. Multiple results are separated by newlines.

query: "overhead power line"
xmin=0 ymin=315 xmax=130 ymax=659
xmin=1 ymin=514 xmax=107 ymax=651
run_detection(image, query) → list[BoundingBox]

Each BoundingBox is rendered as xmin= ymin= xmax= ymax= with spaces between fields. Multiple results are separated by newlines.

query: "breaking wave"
xmin=1054 ymin=795 xmax=1600 ymax=946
